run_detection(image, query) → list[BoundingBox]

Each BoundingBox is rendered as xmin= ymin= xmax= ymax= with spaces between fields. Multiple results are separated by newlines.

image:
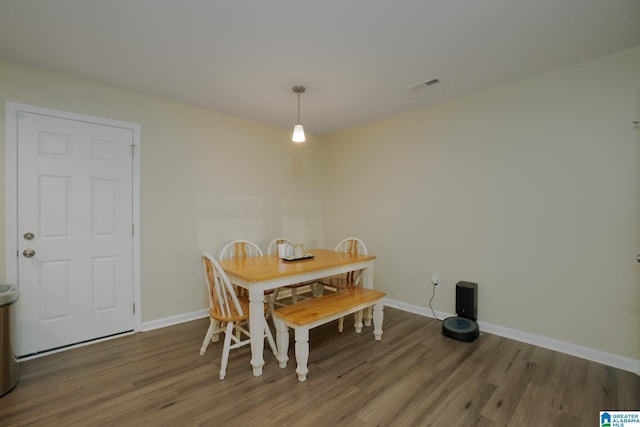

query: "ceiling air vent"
xmin=409 ymin=77 xmax=441 ymax=90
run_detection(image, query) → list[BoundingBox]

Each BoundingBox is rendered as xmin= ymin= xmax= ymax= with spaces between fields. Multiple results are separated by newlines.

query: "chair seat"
xmin=210 ymin=297 xmax=268 ymax=322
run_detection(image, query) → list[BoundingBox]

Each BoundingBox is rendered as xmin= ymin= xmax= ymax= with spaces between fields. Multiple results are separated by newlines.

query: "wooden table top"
xmin=217 ymin=249 xmax=376 ymax=283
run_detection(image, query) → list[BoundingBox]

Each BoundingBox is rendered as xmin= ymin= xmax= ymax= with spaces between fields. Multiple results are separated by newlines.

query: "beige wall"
xmin=0 ymin=58 xmax=325 ymax=321
xmin=322 ymin=46 xmax=640 ymax=360
xmin=1 ymin=46 xmax=639 ymax=362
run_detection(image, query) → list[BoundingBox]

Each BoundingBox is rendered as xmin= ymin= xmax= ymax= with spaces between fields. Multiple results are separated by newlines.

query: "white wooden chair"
xmin=200 ymin=253 xmax=277 ymax=380
xmin=218 ymin=240 xmax=277 ymax=314
xmin=266 ymin=238 xmax=317 ymax=305
xmin=317 ymin=237 xmax=368 ymax=332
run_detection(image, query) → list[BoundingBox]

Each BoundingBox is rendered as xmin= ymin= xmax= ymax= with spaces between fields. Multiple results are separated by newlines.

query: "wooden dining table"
xmin=217 ymin=248 xmax=376 ymax=377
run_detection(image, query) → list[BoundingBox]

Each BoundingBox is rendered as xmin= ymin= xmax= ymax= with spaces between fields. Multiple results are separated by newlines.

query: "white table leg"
xmin=248 ymin=287 xmax=265 ymax=377
xmin=363 ymin=263 xmax=374 ymax=327
xmin=273 ymin=315 xmax=289 ymax=368
xmin=294 ymin=327 xmax=310 ymax=382
xmin=372 ymin=300 xmax=384 ymax=340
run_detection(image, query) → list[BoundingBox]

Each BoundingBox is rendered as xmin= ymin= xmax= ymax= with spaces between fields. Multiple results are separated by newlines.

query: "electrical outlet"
xmin=431 ymin=273 xmax=440 ymax=286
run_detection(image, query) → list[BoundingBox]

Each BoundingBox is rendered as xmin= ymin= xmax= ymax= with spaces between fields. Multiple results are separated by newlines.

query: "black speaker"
xmin=455 ymin=281 xmax=477 ymax=321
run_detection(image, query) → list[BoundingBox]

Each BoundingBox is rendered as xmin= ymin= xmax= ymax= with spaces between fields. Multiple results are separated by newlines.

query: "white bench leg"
xmin=273 ymin=315 xmax=289 ymax=368
xmin=372 ymin=300 xmax=384 ymax=340
xmin=294 ymin=327 xmax=310 ymax=382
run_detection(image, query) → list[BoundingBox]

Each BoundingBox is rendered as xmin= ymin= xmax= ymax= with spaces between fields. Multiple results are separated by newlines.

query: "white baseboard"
xmin=140 ymin=287 xmax=316 ymax=332
xmin=142 ymin=309 xmax=209 ymax=332
xmin=140 ymin=298 xmax=639 ymax=375
xmin=384 ymin=298 xmax=640 ymax=375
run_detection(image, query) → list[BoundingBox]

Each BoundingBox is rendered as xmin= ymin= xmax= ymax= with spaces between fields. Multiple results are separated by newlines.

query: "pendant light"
xmin=292 ymin=85 xmax=306 ymax=143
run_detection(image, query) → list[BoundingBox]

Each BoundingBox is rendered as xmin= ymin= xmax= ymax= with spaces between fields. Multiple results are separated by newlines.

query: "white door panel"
xmin=17 ymin=112 xmax=134 ymax=356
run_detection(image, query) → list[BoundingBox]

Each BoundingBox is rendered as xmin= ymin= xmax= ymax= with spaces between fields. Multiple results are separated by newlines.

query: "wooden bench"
xmin=272 ymin=287 xmax=386 ymax=382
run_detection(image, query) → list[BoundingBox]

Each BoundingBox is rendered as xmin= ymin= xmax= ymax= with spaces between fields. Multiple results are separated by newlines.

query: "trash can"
xmin=0 ymin=284 xmax=19 ymax=397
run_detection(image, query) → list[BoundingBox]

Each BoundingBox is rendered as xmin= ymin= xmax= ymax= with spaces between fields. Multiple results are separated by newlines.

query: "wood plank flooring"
xmin=0 ymin=307 xmax=638 ymax=426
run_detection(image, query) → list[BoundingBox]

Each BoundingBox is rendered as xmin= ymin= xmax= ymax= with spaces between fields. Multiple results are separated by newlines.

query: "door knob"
xmin=24 ymin=232 xmax=35 ymax=240
xmin=23 ymin=249 xmax=35 ymax=258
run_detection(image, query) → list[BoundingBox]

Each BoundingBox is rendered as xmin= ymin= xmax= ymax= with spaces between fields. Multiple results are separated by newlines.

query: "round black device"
xmin=442 ymin=316 xmax=479 ymax=342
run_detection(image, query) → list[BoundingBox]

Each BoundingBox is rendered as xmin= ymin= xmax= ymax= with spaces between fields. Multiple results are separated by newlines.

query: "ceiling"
xmin=1 ymin=1 xmax=639 ymax=137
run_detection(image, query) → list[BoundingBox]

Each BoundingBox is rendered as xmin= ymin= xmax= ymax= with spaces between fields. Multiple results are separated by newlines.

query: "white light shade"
xmin=292 ymin=124 xmax=306 ymax=143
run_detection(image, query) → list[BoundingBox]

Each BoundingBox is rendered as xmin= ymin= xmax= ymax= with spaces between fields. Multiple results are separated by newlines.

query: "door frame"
xmin=5 ymin=102 xmax=142 ymax=348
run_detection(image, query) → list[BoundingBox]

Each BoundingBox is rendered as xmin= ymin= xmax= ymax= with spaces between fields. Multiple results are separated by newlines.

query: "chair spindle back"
xmin=335 ymin=237 xmax=368 ymax=287
xmin=219 ymin=240 xmax=263 ymax=260
xmin=202 ymin=253 xmax=243 ymax=318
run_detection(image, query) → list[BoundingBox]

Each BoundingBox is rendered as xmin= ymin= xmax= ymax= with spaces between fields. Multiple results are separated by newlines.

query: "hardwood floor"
xmin=0 ymin=307 xmax=638 ymax=426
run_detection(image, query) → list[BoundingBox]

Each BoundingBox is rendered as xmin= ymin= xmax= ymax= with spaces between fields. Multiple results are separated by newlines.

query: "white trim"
xmin=5 ymin=101 xmax=142 ymax=333
xmin=383 ymin=298 xmax=640 ymax=375
xmin=53 ymin=294 xmax=636 ymax=375
xmin=142 ymin=309 xmax=209 ymax=332
xmin=141 ymin=287 xmax=317 ymax=332
xmin=385 ymin=297 xmax=450 ymax=320
xmin=5 ymin=104 xmax=18 ymax=284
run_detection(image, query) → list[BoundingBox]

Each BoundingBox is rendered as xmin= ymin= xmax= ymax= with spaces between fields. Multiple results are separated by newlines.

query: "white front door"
xmin=16 ymin=111 xmax=135 ymax=356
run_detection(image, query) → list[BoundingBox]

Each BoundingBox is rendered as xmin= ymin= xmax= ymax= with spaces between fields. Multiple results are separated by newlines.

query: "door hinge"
xmin=132 ymin=224 xmax=134 ymax=236
xmin=133 ymin=302 xmax=136 ymax=314
xmin=130 ymin=144 xmax=137 ymax=157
